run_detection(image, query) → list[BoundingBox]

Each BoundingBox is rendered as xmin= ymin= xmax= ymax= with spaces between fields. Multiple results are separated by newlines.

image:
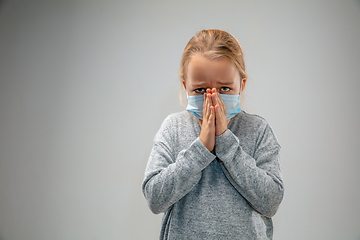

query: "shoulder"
xmin=164 ymin=111 xmax=190 ymax=121
xmin=232 ymin=111 xmax=269 ymax=131
xmin=161 ymin=111 xmax=192 ymax=128
xmin=155 ymin=111 xmax=193 ymax=139
xmin=231 ymin=111 xmax=280 ymax=147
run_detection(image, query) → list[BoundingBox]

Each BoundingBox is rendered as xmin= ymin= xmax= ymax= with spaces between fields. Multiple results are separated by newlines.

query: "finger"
xmin=208 ymin=94 xmax=215 ymax=118
xmin=204 ymin=93 xmax=213 ymax=120
xmin=217 ymin=92 xmax=226 ymax=113
xmin=207 ymin=92 xmax=214 ymax=109
xmin=207 ymin=89 xmax=216 ymax=106
xmin=214 ymin=104 xmax=228 ymax=136
xmin=214 ymin=104 xmax=224 ymax=120
xmin=202 ymin=93 xmax=209 ymax=119
xmin=203 ymin=93 xmax=209 ymax=119
xmin=209 ymin=105 xmax=215 ymax=124
xmin=215 ymin=95 xmax=226 ymax=122
xmin=212 ymin=92 xmax=221 ymax=112
xmin=212 ymin=92 xmax=218 ymax=107
xmin=212 ymin=88 xmax=217 ymax=105
xmin=214 ymin=104 xmax=220 ymax=114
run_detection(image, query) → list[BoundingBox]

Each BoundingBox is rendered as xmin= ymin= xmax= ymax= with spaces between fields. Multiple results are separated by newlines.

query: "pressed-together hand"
xmin=198 ymin=88 xmax=230 ymax=152
xmin=212 ymin=91 xmax=231 ymax=136
xmin=198 ymin=89 xmax=216 ymax=152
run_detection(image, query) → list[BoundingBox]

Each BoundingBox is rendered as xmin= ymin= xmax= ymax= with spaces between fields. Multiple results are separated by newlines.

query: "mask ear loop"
xmin=240 ymin=79 xmax=243 ymax=95
xmin=239 ymin=79 xmax=243 ymax=108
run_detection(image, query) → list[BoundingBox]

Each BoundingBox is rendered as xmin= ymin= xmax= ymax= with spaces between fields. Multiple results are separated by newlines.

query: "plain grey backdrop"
xmin=1 ymin=0 xmax=360 ymax=239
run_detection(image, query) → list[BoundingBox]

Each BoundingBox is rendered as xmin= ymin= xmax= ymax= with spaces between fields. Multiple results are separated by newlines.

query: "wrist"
xmin=215 ymin=127 xmax=227 ymax=136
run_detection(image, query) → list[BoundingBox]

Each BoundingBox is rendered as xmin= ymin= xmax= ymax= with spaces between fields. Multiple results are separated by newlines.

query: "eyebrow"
xmin=217 ymin=81 xmax=233 ymax=85
xmin=191 ymin=82 xmax=207 ymax=87
xmin=191 ymin=81 xmax=233 ymax=87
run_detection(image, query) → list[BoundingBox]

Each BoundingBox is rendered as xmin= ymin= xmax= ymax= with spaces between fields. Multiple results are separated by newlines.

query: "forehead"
xmin=186 ymin=54 xmax=239 ymax=84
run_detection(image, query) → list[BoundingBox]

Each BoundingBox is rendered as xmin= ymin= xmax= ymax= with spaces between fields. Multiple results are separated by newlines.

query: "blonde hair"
xmin=180 ymin=29 xmax=247 ymax=83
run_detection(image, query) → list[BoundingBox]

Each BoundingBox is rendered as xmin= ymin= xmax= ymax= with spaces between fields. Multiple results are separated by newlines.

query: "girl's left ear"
xmin=241 ymin=78 xmax=247 ymax=92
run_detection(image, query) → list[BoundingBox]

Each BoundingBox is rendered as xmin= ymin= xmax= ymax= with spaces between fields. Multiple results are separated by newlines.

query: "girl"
xmin=142 ymin=29 xmax=284 ymax=239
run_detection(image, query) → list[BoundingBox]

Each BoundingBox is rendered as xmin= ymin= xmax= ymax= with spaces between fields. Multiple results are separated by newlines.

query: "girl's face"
xmin=183 ymin=54 xmax=242 ymax=96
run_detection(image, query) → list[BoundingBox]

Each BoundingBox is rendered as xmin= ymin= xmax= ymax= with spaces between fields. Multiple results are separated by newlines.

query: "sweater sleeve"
xmin=142 ymin=116 xmax=216 ymax=214
xmin=214 ymin=125 xmax=284 ymax=218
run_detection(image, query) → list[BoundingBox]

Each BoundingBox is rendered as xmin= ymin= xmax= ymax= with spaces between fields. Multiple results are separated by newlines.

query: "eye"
xmin=194 ymin=88 xmax=206 ymax=94
xmin=220 ymin=87 xmax=230 ymax=92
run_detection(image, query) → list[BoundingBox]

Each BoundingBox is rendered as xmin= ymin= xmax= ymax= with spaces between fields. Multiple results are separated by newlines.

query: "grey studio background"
xmin=0 ymin=0 xmax=360 ymax=239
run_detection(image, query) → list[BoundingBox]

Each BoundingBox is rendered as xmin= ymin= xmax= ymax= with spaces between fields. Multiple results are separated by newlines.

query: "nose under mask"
xmin=186 ymin=94 xmax=241 ymax=120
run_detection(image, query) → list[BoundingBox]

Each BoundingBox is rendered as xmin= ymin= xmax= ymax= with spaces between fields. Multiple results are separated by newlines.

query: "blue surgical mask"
xmin=186 ymin=94 xmax=241 ymax=120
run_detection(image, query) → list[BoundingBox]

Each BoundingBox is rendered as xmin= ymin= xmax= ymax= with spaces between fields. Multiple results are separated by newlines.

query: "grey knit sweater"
xmin=142 ymin=111 xmax=284 ymax=239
